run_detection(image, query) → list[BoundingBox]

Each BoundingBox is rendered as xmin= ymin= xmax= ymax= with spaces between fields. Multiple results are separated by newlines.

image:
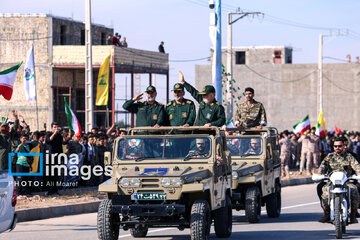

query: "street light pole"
xmin=85 ymin=0 xmax=94 ymax=132
xmin=318 ymin=34 xmax=323 ymax=116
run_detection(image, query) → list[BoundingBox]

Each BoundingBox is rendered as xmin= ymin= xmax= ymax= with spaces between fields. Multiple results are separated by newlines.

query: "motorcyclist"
xmin=317 ymin=137 xmax=360 ymax=223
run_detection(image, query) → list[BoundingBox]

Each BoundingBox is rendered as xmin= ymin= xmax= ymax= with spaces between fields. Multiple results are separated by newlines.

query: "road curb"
xmin=281 ymin=177 xmax=313 ymax=187
xmin=17 ymin=201 xmax=101 ymax=222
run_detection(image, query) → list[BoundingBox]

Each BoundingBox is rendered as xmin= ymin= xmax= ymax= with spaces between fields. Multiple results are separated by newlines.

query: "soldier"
xmin=318 ymin=137 xmax=360 ymax=223
xmin=298 ymin=129 xmax=311 ymax=175
xmin=179 ymin=71 xmax=225 ymax=127
xmin=279 ymin=131 xmax=291 ymax=177
xmin=166 ymin=83 xmax=196 ymax=127
xmin=244 ymin=138 xmax=262 ymax=155
xmin=123 ymin=86 xmax=165 ymax=127
xmin=187 ymin=138 xmax=210 ymax=158
xmin=234 ymin=87 xmax=267 ymax=129
xmin=308 ymin=127 xmax=321 ymax=170
xmin=290 ymin=134 xmax=299 ymax=168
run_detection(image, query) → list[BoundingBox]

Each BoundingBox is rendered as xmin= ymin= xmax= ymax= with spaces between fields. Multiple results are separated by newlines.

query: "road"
xmin=1 ymin=184 xmax=360 ymax=240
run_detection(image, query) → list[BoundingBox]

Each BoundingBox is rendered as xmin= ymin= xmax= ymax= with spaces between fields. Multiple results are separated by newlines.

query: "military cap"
xmin=173 ymin=83 xmax=184 ymax=91
xmin=198 ymin=85 xmax=216 ymax=95
xmin=145 ymin=85 xmax=157 ymax=93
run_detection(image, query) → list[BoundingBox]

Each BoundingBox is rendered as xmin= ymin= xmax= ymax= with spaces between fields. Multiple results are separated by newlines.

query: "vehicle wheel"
xmin=97 ymin=199 xmax=120 ymax=240
xmin=130 ymin=224 xmax=148 ymax=238
xmin=342 ymin=224 xmax=346 ymax=234
xmin=266 ymin=182 xmax=281 ymax=218
xmin=190 ymin=200 xmax=211 ymax=240
xmin=245 ymin=186 xmax=261 ymax=223
xmin=334 ymin=195 xmax=342 ymax=239
xmin=214 ymin=194 xmax=232 ymax=238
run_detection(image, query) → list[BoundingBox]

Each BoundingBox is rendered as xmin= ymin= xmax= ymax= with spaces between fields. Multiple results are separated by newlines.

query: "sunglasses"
xmin=334 ymin=145 xmax=343 ymax=148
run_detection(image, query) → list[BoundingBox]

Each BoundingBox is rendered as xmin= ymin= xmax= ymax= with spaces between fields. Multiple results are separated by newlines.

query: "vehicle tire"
xmin=334 ymin=195 xmax=342 ymax=239
xmin=97 ymin=199 xmax=120 ymax=240
xmin=266 ymin=182 xmax=281 ymax=218
xmin=214 ymin=194 xmax=232 ymax=238
xmin=245 ymin=186 xmax=262 ymax=223
xmin=190 ymin=200 xmax=211 ymax=240
xmin=130 ymin=224 xmax=148 ymax=238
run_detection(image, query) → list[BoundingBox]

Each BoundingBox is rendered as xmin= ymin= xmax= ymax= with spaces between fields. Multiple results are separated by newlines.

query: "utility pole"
xmin=85 ymin=0 xmax=94 ymax=132
xmin=226 ymin=9 xmax=263 ymax=121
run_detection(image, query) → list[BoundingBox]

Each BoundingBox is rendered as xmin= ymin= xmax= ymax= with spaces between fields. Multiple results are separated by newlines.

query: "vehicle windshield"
xmin=117 ymin=137 xmax=212 ymax=160
xmin=226 ymin=137 xmax=263 ymax=156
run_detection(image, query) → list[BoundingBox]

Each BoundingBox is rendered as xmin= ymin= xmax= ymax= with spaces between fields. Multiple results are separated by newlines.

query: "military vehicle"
xmin=97 ymin=126 xmax=232 ymax=240
xmin=226 ymin=127 xmax=281 ymax=223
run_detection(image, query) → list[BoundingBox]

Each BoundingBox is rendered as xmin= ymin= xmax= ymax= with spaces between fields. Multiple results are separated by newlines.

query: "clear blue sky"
xmin=1 ymin=0 xmax=359 ymax=121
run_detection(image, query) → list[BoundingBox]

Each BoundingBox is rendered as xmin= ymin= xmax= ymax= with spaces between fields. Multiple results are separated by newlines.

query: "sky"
xmin=1 ymin=0 xmax=360 ymax=123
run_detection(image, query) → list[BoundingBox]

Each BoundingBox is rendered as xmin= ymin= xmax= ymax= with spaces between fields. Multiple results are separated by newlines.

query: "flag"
xmin=315 ymin=109 xmax=325 ymax=137
xmin=293 ymin=115 xmax=311 ymax=134
xmin=335 ymin=126 xmax=342 ymax=134
xmin=95 ymin=55 xmax=110 ymax=106
xmin=0 ymin=62 xmax=22 ymax=100
xmin=225 ymin=117 xmax=234 ymax=128
xmin=64 ymin=97 xmax=81 ymax=138
xmin=24 ymin=45 xmax=36 ymax=101
xmin=30 ymin=143 xmax=40 ymax=173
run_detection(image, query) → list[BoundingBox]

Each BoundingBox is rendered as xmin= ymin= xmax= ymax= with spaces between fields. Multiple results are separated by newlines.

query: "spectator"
xmin=111 ymin=33 xmax=119 ymax=46
xmin=158 ymin=41 xmax=165 ymax=53
xmin=0 ymin=110 xmax=19 ymax=170
xmin=15 ymin=133 xmax=31 ymax=198
xmin=121 ymin=37 xmax=128 ymax=47
xmin=107 ymin=34 xmax=112 ymax=45
xmin=117 ymin=34 xmax=123 ymax=47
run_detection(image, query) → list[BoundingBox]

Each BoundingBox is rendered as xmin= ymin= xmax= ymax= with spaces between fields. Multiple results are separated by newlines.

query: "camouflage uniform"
xmin=308 ymin=134 xmax=320 ymax=169
xmin=290 ymin=139 xmax=298 ymax=168
xmin=318 ymin=152 xmax=360 ymax=209
xmin=279 ymin=137 xmax=291 ymax=175
xmin=234 ymin=100 xmax=267 ymax=128
xmin=298 ymin=134 xmax=310 ymax=172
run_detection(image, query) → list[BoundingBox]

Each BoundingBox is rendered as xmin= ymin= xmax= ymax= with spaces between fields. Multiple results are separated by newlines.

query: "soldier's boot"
xmin=318 ymin=207 xmax=330 ymax=223
xmin=350 ymin=208 xmax=358 ymax=224
xmin=306 ymin=169 xmax=312 ymax=176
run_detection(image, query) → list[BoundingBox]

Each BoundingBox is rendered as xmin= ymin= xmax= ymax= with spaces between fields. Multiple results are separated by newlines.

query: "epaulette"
xmin=216 ymin=102 xmax=221 ymax=105
xmin=138 ymin=101 xmax=144 ymax=103
xmin=167 ymin=102 xmax=172 ymax=107
xmin=158 ymin=102 xmax=164 ymax=106
xmin=186 ymin=100 xmax=192 ymax=104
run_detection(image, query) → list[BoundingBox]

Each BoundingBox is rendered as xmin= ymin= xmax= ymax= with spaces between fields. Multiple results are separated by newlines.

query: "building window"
xmin=274 ymin=50 xmax=282 ymax=64
xmin=60 ymin=25 xmax=66 ymax=45
xmin=81 ymin=29 xmax=85 ymax=45
xmin=235 ymin=51 xmax=245 ymax=64
xmin=101 ymin=32 xmax=106 ymax=45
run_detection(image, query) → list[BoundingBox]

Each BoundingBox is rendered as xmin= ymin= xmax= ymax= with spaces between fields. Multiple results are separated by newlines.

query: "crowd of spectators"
xmin=279 ymin=127 xmax=360 ymax=177
xmin=107 ymin=32 xmax=128 ymax=47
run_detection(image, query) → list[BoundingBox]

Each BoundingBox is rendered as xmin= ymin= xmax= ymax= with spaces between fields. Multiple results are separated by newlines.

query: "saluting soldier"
xmin=122 ymin=86 xmax=165 ymax=127
xmin=179 ymin=71 xmax=225 ymax=127
xmin=166 ymin=83 xmax=196 ymax=127
xmin=235 ymin=87 xmax=267 ymax=129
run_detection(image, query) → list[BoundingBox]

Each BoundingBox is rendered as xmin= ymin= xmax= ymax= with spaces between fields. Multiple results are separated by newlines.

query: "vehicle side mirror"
xmin=104 ymin=151 xmax=112 ymax=166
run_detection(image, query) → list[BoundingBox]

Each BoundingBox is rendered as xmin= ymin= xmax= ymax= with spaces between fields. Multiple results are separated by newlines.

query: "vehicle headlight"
xmin=171 ymin=178 xmax=181 ymax=187
xmin=120 ymin=178 xmax=129 ymax=187
xmin=130 ymin=178 xmax=140 ymax=187
xmin=335 ymin=180 xmax=342 ymax=185
xmin=232 ymin=171 xmax=239 ymax=179
xmin=161 ymin=178 xmax=171 ymax=187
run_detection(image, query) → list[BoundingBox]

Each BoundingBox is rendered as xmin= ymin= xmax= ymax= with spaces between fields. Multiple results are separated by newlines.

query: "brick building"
xmin=0 ymin=14 xmax=169 ymax=130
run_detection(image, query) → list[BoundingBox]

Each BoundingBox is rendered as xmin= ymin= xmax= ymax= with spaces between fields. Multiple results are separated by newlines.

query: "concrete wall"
xmin=195 ymin=62 xmax=360 ymax=131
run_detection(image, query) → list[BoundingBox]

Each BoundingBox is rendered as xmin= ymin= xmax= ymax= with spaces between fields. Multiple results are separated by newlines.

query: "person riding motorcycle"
xmin=317 ymin=137 xmax=360 ymax=223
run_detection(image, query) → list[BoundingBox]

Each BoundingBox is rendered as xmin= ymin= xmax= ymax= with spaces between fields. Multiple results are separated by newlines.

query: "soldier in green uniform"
xmin=179 ymin=71 xmax=225 ymax=127
xmin=166 ymin=83 xmax=196 ymax=127
xmin=317 ymin=137 xmax=360 ymax=223
xmin=122 ymin=86 xmax=165 ymax=127
xmin=235 ymin=87 xmax=267 ymax=129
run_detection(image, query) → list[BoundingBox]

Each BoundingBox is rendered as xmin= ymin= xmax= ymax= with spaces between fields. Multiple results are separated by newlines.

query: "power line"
xmin=322 ymin=56 xmax=347 ymax=62
xmin=323 ymin=74 xmax=360 ymax=93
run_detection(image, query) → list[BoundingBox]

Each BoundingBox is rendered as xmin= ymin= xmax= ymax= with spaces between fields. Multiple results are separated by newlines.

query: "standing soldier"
xmin=298 ymin=129 xmax=311 ymax=175
xmin=179 ymin=71 xmax=225 ymax=127
xmin=308 ymin=127 xmax=320 ymax=171
xmin=279 ymin=131 xmax=291 ymax=177
xmin=123 ymin=86 xmax=165 ymax=127
xmin=234 ymin=87 xmax=267 ymax=129
xmin=166 ymin=83 xmax=196 ymax=127
xmin=290 ymin=134 xmax=298 ymax=169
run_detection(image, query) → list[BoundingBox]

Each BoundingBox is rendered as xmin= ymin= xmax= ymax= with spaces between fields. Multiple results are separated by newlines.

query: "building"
xmin=0 ymin=14 xmax=169 ymax=130
xmin=196 ymin=46 xmax=360 ymax=131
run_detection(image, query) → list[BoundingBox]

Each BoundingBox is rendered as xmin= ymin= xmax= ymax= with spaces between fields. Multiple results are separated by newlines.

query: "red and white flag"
xmin=0 ymin=62 xmax=22 ymax=100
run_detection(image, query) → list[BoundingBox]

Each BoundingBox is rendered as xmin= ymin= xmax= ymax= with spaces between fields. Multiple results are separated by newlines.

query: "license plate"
xmin=133 ymin=192 xmax=167 ymax=200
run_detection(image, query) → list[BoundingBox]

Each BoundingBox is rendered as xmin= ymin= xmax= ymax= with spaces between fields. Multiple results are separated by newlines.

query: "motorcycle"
xmin=312 ymin=172 xmax=360 ymax=239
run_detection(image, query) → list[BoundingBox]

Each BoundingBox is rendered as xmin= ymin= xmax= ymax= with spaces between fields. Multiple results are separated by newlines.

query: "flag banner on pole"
xmin=293 ymin=115 xmax=311 ymax=134
xmin=0 ymin=62 xmax=22 ymax=100
xmin=315 ymin=109 xmax=325 ymax=137
xmin=64 ymin=97 xmax=81 ymax=138
xmin=95 ymin=55 xmax=110 ymax=106
xmin=24 ymin=45 xmax=36 ymax=101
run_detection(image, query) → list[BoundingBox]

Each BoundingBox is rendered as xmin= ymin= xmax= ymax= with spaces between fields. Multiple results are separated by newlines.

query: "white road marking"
xmin=118 ymin=201 xmax=320 ymax=238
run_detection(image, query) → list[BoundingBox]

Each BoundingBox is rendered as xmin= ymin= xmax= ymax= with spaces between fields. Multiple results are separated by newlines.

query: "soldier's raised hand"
xmin=132 ymin=93 xmax=144 ymax=102
xmin=178 ymin=71 xmax=185 ymax=84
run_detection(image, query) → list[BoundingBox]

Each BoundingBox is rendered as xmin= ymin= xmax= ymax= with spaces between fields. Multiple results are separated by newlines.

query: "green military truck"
xmin=97 ymin=126 xmax=232 ymax=240
xmin=226 ymin=127 xmax=281 ymax=223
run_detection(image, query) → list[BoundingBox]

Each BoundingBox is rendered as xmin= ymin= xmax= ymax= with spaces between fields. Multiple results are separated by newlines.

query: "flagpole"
xmin=31 ymin=42 xmax=39 ymax=130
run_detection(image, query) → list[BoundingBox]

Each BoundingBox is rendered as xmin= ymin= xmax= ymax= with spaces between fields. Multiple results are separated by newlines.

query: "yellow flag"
xmin=30 ymin=143 xmax=40 ymax=173
xmin=317 ymin=108 xmax=325 ymax=129
xmin=95 ymin=55 xmax=110 ymax=106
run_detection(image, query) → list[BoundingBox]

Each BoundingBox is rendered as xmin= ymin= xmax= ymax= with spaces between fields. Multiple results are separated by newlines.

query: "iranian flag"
xmin=0 ymin=62 xmax=22 ymax=100
xmin=64 ymin=97 xmax=81 ymax=138
xmin=293 ymin=115 xmax=311 ymax=134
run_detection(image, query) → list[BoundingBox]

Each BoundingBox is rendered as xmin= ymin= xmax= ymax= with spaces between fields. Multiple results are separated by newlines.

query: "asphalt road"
xmin=1 ymin=183 xmax=360 ymax=240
